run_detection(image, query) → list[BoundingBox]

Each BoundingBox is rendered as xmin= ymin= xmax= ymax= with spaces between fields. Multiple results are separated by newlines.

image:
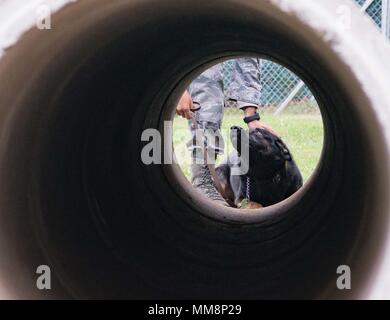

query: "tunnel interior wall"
xmin=0 ymin=0 xmax=389 ymax=299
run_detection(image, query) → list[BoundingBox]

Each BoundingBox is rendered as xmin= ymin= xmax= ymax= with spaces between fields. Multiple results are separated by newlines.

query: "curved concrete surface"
xmin=0 ymin=0 xmax=390 ymax=299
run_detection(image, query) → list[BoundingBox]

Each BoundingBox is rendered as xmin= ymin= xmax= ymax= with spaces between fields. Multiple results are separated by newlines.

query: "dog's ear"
xmin=276 ymin=139 xmax=292 ymax=161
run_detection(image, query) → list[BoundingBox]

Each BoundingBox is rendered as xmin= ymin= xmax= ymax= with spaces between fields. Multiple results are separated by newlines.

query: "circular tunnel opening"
xmin=170 ymin=56 xmax=324 ymax=215
xmin=0 ymin=0 xmax=389 ymax=300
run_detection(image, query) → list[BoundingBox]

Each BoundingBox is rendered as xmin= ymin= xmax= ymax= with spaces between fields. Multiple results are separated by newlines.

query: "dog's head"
xmin=230 ymin=126 xmax=292 ymax=177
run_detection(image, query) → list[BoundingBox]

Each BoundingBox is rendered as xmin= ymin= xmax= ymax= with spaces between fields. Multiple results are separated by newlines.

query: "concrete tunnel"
xmin=0 ymin=0 xmax=390 ymax=299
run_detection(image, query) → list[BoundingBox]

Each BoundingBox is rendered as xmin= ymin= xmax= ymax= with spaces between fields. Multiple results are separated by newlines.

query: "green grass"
xmin=173 ymin=104 xmax=324 ymax=183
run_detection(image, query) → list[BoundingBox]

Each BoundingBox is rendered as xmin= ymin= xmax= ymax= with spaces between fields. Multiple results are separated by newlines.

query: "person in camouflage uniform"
xmin=176 ymin=57 xmax=276 ymax=206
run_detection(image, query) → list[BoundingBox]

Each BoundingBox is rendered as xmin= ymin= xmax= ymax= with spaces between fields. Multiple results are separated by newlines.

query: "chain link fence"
xmin=356 ymin=0 xmax=383 ymax=27
xmin=222 ymin=0 xmax=387 ymax=113
xmin=174 ymin=0 xmax=388 ymax=182
xmin=223 ymin=59 xmax=315 ymax=110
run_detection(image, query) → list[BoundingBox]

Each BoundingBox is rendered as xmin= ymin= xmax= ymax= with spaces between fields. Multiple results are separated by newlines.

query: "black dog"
xmin=215 ymin=126 xmax=303 ymax=208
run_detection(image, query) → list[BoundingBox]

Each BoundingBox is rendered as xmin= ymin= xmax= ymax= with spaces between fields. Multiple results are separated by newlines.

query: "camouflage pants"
xmin=187 ymin=58 xmax=261 ymax=159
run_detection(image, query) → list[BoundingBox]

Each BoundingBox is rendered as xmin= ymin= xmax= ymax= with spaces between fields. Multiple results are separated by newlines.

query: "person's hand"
xmin=243 ymin=106 xmax=280 ymax=137
xmin=248 ymin=120 xmax=280 ymax=136
xmin=176 ymin=90 xmax=194 ymax=120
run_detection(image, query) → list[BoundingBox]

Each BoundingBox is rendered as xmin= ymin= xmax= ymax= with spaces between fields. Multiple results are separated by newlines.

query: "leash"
xmin=246 ymin=176 xmax=251 ymax=201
